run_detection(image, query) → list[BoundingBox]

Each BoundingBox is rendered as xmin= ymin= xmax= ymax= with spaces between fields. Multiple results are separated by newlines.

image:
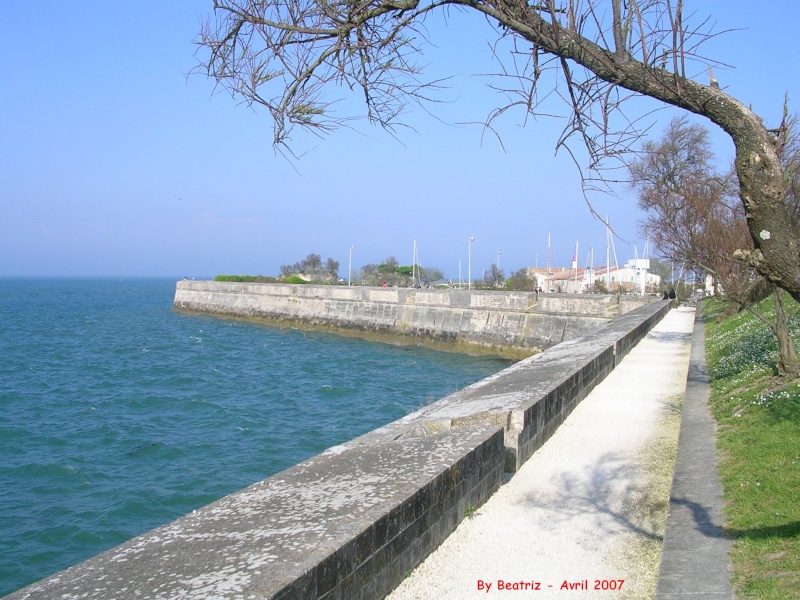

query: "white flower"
xmin=760 ymin=230 xmax=771 ymax=240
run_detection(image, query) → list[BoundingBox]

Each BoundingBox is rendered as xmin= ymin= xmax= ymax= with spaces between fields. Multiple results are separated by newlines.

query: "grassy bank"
xmin=704 ymin=295 xmax=800 ymax=597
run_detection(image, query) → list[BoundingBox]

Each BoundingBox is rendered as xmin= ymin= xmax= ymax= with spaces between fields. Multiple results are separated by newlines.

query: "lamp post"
xmin=348 ymin=245 xmax=355 ymax=286
xmin=497 ymin=251 xmax=501 ymax=286
xmin=468 ymin=236 xmax=475 ymax=290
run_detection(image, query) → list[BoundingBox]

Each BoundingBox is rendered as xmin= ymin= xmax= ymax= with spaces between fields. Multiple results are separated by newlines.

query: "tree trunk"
xmin=773 ymin=286 xmax=799 ymax=377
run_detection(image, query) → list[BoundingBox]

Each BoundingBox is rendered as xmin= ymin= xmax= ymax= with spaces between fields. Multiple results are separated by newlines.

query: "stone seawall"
xmin=8 ymin=295 xmax=672 ymax=600
xmin=172 ymin=280 xmax=655 ymax=356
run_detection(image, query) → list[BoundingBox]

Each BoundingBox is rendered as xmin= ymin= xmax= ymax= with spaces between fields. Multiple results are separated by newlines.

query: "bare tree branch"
xmin=194 ymin=0 xmax=800 ymax=307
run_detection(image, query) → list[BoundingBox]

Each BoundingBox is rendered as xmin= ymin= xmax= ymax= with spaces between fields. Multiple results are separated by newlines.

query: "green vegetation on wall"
xmin=214 ymin=275 xmax=279 ymax=283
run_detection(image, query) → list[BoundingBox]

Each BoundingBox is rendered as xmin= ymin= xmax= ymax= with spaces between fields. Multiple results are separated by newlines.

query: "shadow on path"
xmin=517 ymin=452 xmax=665 ymax=543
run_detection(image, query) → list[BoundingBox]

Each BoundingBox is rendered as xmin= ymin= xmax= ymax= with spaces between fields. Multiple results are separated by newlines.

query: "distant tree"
xmin=360 ymin=263 xmax=379 ymax=276
xmin=419 ymin=266 xmax=444 ymax=285
xmin=325 ymin=257 xmax=340 ymax=278
xmin=281 ymin=252 xmax=339 ymax=283
xmin=648 ymin=259 xmax=672 ymax=287
xmin=631 ymin=116 xmax=763 ymax=308
xmin=483 ymin=264 xmax=505 ymax=288
xmin=505 ymin=269 xmax=537 ymax=292
xmin=631 ymin=116 xmax=799 ymax=376
xmin=377 ymin=256 xmax=399 ymax=274
xmin=783 ymin=110 xmax=800 ymax=226
xmin=353 ymin=264 xmax=375 ymax=286
xmin=302 ymin=253 xmax=323 ymax=272
xmin=356 ymin=259 xmax=444 ymax=287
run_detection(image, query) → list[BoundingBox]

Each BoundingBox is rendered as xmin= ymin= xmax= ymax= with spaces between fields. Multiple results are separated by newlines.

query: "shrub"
xmin=283 ymin=275 xmax=308 ymax=284
xmin=214 ymin=275 xmax=278 ymax=283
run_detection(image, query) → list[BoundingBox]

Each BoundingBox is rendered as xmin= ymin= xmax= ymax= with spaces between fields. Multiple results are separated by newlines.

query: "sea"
xmin=0 ymin=278 xmax=509 ymax=597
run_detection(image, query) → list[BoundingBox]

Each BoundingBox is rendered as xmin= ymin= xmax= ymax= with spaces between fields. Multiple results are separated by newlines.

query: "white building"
xmin=528 ymin=260 xmax=661 ymax=294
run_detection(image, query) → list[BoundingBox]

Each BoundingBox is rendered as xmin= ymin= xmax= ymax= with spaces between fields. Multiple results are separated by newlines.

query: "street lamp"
xmin=497 ymin=251 xmax=502 ymax=286
xmin=348 ymin=245 xmax=355 ymax=286
xmin=468 ymin=236 xmax=475 ymax=290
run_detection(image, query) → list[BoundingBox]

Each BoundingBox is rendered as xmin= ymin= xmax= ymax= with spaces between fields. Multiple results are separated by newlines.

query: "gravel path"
xmin=387 ymin=306 xmax=696 ymax=600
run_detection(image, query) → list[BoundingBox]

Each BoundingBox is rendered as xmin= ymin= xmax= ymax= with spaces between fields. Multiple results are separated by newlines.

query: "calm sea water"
xmin=0 ymin=279 xmax=508 ymax=596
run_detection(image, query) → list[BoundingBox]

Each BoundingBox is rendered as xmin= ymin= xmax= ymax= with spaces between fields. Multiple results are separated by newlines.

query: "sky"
xmin=2 ymin=1 xmax=799 ymax=280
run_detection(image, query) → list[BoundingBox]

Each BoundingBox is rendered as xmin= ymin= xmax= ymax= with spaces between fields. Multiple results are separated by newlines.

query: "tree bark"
xmin=773 ymin=286 xmax=799 ymax=377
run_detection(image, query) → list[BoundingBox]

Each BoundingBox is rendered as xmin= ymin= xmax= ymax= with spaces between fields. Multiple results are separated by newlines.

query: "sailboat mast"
xmin=412 ymin=240 xmax=416 ymax=286
xmin=572 ymin=240 xmax=579 ymax=293
xmin=606 ymin=217 xmax=611 ymax=285
xmin=547 ymin=232 xmax=551 ymax=292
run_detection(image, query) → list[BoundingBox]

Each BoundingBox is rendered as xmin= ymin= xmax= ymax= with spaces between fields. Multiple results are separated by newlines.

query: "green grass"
xmin=704 ymin=295 xmax=800 ymax=597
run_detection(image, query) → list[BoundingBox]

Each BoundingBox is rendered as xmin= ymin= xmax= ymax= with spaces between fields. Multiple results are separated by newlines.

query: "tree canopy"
xmin=280 ymin=252 xmax=339 ymax=281
xmin=195 ymin=0 xmax=800 ymax=307
xmin=630 ymin=116 xmax=754 ymax=301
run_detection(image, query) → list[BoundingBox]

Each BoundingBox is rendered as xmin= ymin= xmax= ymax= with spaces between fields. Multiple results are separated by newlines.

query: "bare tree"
xmin=281 ymin=252 xmax=338 ymax=282
xmin=356 ymin=263 xmax=379 ymax=285
xmin=419 ymin=265 xmax=444 ymax=285
xmin=325 ymin=257 xmax=340 ymax=278
xmin=378 ymin=256 xmax=399 ymax=273
xmin=195 ymin=0 xmax=800 ymax=305
xmin=483 ymin=264 xmax=505 ymax=287
xmin=303 ymin=253 xmax=323 ymax=272
xmin=631 ymin=116 xmax=798 ymax=376
xmin=776 ymin=105 xmax=800 ymax=232
xmin=631 ymin=116 xmax=749 ymax=298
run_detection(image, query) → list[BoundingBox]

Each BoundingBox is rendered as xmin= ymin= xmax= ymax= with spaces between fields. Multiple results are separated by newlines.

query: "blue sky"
xmin=2 ymin=1 xmax=798 ymax=279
